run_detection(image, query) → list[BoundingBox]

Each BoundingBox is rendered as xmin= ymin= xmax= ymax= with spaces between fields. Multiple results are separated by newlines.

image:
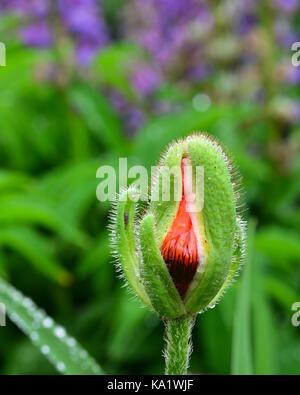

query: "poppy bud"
xmin=111 ymin=133 xmax=246 ymax=319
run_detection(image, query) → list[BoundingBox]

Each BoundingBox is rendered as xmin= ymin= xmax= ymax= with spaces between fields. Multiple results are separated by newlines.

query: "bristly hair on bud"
xmin=110 ymin=132 xmax=246 ymax=319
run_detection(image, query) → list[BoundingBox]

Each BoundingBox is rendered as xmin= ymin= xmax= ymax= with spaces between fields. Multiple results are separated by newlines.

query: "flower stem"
xmin=163 ymin=315 xmax=196 ymax=375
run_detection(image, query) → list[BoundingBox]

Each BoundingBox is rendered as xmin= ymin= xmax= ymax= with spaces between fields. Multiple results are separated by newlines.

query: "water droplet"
xmin=67 ymin=337 xmax=76 ymax=347
xmin=9 ymin=312 xmax=18 ymax=323
xmin=41 ymin=345 xmax=50 ymax=355
xmin=30 ymin=332 xmax=39 ymax=342
xmin=54 ymin=326 xmax=66 ymax=339
xmin=23 ymin=297 xmax=34 ymax=309
xmin=43 ymin=317 xmax=54 ymax=328
xmin=56 ymin=362 xmax=66 ymax=372
xmin=80 ymin=350 xmax=87 ymax=359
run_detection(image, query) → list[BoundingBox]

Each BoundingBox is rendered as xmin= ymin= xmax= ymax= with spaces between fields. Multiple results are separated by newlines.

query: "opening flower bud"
xmin=112 ymin=133 xmax=246 ymax=319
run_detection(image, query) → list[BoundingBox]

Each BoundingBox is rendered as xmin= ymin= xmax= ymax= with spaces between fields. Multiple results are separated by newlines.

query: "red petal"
xmin=161 ymin=159 xmax=199 ymax=299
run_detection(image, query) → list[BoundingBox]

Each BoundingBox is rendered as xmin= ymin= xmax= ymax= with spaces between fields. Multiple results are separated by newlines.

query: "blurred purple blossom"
xmin=131 ymin=66 xmax=161 ymax=96
xmin=76 ymin=41 xmax=100 ymax=65
xmin=125 ymin=107 xmax=145 ymax=135
xmin=187 ymin=64 xmax=211 ymax=81
xmin=58 ymin=0 xmax=109 ymax=63
xmin=109 ymin=91 xmax=145 ymax=136
xmin=292 ymin=102 xmax=300 ymax=121
xmin=20 ymin=21 xmax=52 ymax=47
xmin=0 ymin=0 xmax=109 ymax=63
xmin=58 ymin=0 xmax=108 ymax=43
xmin=275 ymin=19 xmax=298 ymax=48
xmin=0 ymin=0 xmax=299 ymax=134
xmin=0 ymin=0 xmax=48 ymax=17
xmin=124 ymin=0 xmax=213 ymax=68
xmin=286 ymin=66 xmax=300 ymax=85
xmin=236 ymin=14 xmax=257 ymax=35
xmin=273 ymin=0 xmax=298 ymax=13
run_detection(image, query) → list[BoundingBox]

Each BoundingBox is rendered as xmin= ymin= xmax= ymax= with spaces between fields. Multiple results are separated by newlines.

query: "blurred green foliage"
xmin=0 ymin=2 xmax=300 ymax=375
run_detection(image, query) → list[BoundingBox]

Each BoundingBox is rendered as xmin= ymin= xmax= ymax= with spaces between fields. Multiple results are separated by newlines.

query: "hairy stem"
xmin=164 ymin=315 xmax=196 ymax=375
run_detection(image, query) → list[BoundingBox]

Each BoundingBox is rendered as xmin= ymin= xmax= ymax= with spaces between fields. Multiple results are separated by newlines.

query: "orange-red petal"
xmin=161 ymin=159 xmax=199 ymax=299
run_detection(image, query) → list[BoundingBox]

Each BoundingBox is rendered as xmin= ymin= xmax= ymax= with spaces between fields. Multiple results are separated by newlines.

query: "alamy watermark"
xmin=0 ymin=42 xmax=6 ymax=66
xmin=96 ymin=158 xmax=204 ymax=212
xmin=291 ymin=302 xmax=300 ymax=327
xmin=0 ymin=303 xmax=6 ymax=326
xmin=291 ymin=42 xmax=300 ymax=67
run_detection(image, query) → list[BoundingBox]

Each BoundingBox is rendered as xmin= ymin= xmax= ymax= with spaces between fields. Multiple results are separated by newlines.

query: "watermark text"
xmin=0 ymin=42 xmax=6 ymax=66
xmin=0 ymin=303 xmax=6 ymax=326
xmin=96 ymin=158 xmax=204 ymax=212
xmin=291 ymin=302 xmax=300 ymax=327
xmin=291 ymin=42 xmax=300 ymax=67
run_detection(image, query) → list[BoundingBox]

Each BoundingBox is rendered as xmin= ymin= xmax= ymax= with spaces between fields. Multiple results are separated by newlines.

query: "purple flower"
xmin=109 ymin=91 xmax=145 ymax=136
xmin=187 ymin=64 xmax=211 ymax=81
xmin=236 ymin=14 xmax=257 ymax=35
xmin=124 ymin=0 xmax=213 ymax=67
xmin=286 ymin=65 xmax=300 ymax=85
xmin=292 ymin=103 xmax=300 ymax=120
xmin=2 ymin=0 xmax=48 ymax=17
xmin=131 ymin=66 xmax=161 ymax=96
xmin=58 ymin=0 xmax=108 ymax=42
xmin=273 ymin=0 xmax=298 ymax=12
xmin=126 ymin=107 xmax=145 ymax=135
xmin=76 ymin=40 xmax=101 ymax=65
xmin=58 ymin=0 xmax=109 ymax=63
xmin=158 ymin=0 xmax=210 ymax=24
xmin=20 ymin=21 xmax=52 ymax=47
xmin=0 ymin=0 xmax=109 ymax=64
xmin=275 ymin=19 xmax=298 ymax=48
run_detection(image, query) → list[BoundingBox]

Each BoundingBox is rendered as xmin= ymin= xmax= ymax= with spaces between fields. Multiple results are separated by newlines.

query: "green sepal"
xmin=183 ymin=136 xmax=237 ymax=313
xmin=150 ymin=142 xmax=184 ymax=245
xmin=208 ymin=216 xmax=246 ymax=307
xmin=113 ymin=187 xmax=151 ymax=307
xmin=139 ymin=213 xmax=186 ymax=318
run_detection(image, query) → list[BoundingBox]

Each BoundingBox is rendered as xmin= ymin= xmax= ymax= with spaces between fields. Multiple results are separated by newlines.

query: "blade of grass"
xmin=0 ymin=226 xmax=71 ymax=285
xmin=0 ymin=277 xmax=103 ymax=375
xmin=251 ymin=253 xmax=277 ymax=374
xmin=231 ymin=219 xmax=254 ymax=375
xmin=0 ymin=195 xmax=88 ymax=247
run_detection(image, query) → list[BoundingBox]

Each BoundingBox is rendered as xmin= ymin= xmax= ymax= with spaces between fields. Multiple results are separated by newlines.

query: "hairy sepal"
xmin=139 ymin=213 xmax=186 ymax=319
xmin=150 ymin=141 xmax=185 ymax=245
xmin=207 ymin=216 xmax=247 ymax=308
xmin=183 ymin=136 xmax=237 ymax=313
xmin=112 ymin=187 xmax=151 ymax=307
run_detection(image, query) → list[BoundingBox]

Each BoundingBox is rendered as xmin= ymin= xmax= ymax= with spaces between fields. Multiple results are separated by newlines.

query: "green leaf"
xmin=93 ymin=43 xmax=143 ymax=98
xmin=39 ymin=156 xmax=117 ymax=225
xmin=199 ymin=305 xmax=231 ymax=374
xmin=0 ymin=195 xmax=87 ymax=247
xmin=0 ymin=171 xmax=33 ymax=193
xmin=38 ymin=159 xmax=102 ymax=226
xmin=265 ymin=275 xmax=300 ymax=311
xmin=69 ymin=84 xmax=129 ymax=154
xmin=0 ymin=277 xmax=103 ymax=375
xmin=108 ymin=292 xmax=150 ymax=362
xmin=0 ymin=226 xmax=71 ymax=285
xmin=255 ymin=227 xmax=300 ymax=272
xmin=231 ymin=219 xmax=254 ymax=375
xmin=76 ymin=233 xmax=110 ymax=278
xmin=251 ymin=254 xmax=277 ymax=374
